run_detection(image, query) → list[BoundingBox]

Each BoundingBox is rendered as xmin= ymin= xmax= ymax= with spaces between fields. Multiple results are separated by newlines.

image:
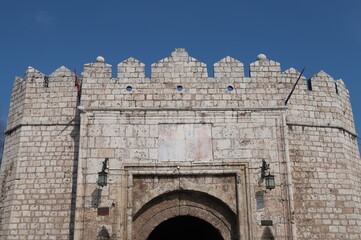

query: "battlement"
xmin=7 ymin=48 xmax=356 ymax=136
xmin=6 ymin=66 xmax=78 ymax=134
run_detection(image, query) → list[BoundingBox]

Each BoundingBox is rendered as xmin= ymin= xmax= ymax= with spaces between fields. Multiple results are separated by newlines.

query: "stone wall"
xmin=74 ymin=109 xmax=289 ymax=239
xmin=288 ymin=126 xmax=361 ymax=239
xmin=0 ymin=48 xmax=360 ymax=240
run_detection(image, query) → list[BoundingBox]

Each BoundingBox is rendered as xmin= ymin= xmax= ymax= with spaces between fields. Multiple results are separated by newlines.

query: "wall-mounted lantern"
xmin=98 ymin=158 xmax=109 ymax=187
xmin=261 ymin=159 xmax=275 ymax=190
xmin=264 ymin=174 xmax=275 ymax=190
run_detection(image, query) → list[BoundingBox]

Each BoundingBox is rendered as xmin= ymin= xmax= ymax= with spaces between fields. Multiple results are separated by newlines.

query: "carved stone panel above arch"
xmin=121 ymin=163 xmax=251 ymax=240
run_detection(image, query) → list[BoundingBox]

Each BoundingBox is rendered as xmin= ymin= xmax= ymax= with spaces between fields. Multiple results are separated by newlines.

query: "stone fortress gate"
xmin=0 ymin=48 xmax=360 ymax=240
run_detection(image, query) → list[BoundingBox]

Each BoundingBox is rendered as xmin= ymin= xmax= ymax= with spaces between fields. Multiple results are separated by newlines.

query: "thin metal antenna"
xmin=285 ymin=68 xmax=305 ymax=105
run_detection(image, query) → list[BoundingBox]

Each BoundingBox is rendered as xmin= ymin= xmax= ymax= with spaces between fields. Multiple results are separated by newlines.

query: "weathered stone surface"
xmin=0 ymin=48 xmax=360 ymax=240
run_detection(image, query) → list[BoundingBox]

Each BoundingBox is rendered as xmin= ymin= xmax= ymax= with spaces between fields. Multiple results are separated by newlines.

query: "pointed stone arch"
xmin=132 ymin=190 xmax=238 ymax=240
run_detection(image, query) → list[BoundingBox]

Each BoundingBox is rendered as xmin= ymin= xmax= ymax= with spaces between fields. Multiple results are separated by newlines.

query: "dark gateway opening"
xmin=147 ymin=215 xmax=224 ymax=240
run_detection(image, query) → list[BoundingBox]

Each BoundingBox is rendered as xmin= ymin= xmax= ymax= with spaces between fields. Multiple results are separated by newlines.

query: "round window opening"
xmin=227 ymin=86 xmax=234 ymax=91
xmin=126 ymin=86 xmax=133 ymax=92
xmin=177 ymin=86 xmax=183 ymax=91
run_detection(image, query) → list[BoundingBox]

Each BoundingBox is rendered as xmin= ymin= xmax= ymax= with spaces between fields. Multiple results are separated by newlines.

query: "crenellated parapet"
xmin=285 ymin=69 xmax=355 ymax=134
xmin=7 ymin=48 xmax=357 ymax=136
xmin=6 ymin=66 xmax=79 ymax=133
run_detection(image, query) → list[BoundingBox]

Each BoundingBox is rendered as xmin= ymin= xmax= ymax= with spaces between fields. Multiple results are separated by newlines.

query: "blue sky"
xmin=0 ymin=0 xmax=360 ymax=144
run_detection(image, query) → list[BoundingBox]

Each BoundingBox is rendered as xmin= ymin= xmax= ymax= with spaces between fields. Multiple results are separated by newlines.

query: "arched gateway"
xmin=132 ymin=190 xmax=238 ymax=240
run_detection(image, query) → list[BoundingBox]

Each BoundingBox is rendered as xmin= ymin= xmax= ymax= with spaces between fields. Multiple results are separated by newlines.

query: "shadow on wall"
xmin=91 ymin=188 xmax=102 ymax=208
xmin=255 ymin=191 xmax=265 ymax=210
xmin=262 ymin=227 xmax=275 ymax=240
xmin=67 ymin=110 xmax=81 ymax=239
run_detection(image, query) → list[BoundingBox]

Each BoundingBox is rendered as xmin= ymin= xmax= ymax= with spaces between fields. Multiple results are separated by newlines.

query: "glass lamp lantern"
xmin=265 ymin=174 xmax=275 ymax=190
xmin=98 ymin=171 xmax=108 ymax=187
xmin=97 ymin=158 xmax=109 ymax=187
